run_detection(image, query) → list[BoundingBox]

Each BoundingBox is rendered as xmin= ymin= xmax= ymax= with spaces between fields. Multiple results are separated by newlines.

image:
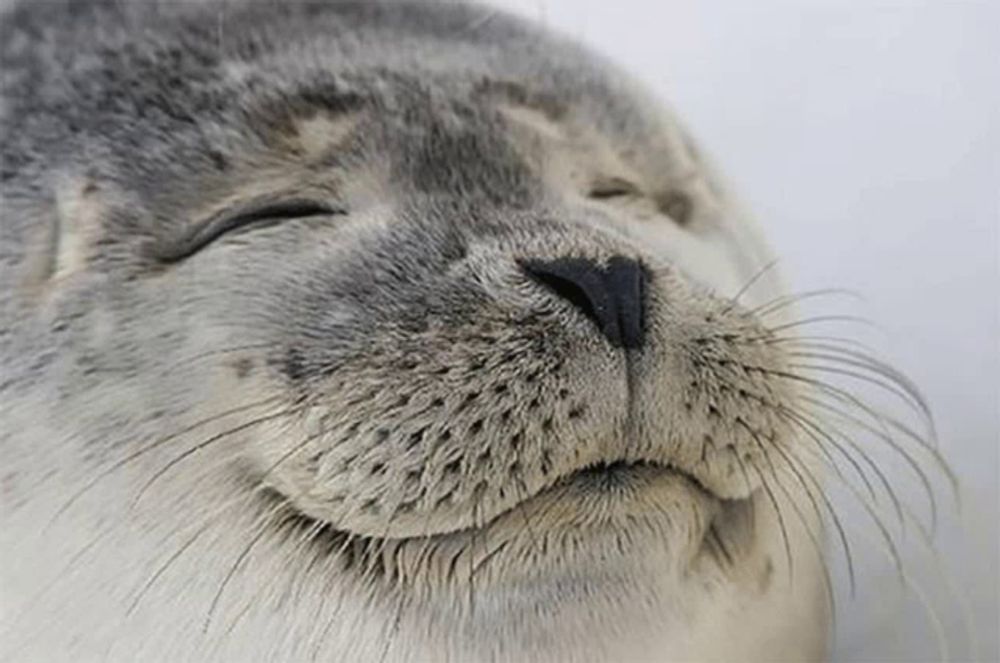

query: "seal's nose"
xmin=521 ymin=256 xmax=646 ymax=349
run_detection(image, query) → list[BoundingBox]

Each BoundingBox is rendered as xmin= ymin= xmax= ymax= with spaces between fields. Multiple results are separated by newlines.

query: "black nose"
xmin=521 ymin=256 xmax=646 ymax=349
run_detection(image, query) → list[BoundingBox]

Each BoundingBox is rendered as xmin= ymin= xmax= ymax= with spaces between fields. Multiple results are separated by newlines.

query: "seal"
xmin=1 ymin=1 xmax=937 ymax=661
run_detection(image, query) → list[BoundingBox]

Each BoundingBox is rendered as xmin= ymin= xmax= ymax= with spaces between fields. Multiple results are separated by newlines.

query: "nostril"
xmin=520 ymin=256 xmax=646 ymax=349
xmin=524 ymin=265 xmax=605 ymax=330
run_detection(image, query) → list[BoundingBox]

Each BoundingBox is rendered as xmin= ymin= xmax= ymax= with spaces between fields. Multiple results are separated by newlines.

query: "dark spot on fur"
xmin=229 ymin=357 xmax=254 ymax=378
xmin=540 ymin=450 xmax=552 ymax=475
xmin=657 ymin=190 xmax=693 ymax=225
xmin=406 ymin=429 xmax=425 ymax=450
xmin=283 ymin=347 xmax=307 ymax=381
xmin=454 ymin=391 xmax=479 ymax=413
xmin=207 ymin=149 xmax=229 ymax=171
xmin=510 ymin=431 xmax=522 ymax=450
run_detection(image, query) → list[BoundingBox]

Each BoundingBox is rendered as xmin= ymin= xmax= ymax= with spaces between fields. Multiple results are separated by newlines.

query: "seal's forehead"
xmin=1 ymin=0 xmax=695 ymax=228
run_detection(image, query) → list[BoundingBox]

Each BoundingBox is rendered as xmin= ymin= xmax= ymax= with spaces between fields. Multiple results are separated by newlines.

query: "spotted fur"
xmin=0 ymin=2 xmax=852 ymax=661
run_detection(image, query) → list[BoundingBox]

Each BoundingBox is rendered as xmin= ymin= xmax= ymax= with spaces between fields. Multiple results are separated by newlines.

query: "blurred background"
xmin=490 ymin=1 xmax=998 ymax=660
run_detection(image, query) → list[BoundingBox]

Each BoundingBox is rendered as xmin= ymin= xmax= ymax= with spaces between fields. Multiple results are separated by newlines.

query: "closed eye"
xmin=151 ymin=199 xmax=345 ymax=263
xmin=587 ymin=177 xmax=641 ymax=200
xmin=588 ymin=177 xmax=694 ymax=227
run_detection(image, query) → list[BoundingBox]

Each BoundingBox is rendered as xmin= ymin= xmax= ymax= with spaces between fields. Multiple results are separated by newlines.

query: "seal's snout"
xmin=520 ymin=256 xmax=646 ymax=349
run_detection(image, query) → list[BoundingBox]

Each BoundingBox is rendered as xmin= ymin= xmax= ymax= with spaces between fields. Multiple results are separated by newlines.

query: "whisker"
xmin=758 ymin=366 xmax=955 ymax=507
xmin=747 ymin=420 xmax=857 ymax=599
xmin=779 ymin=399 xmax=908 ymax=535
xmin=723 ymin=257 xmax=781 ymax=312
xmin=203 ymin=501 xmax=289 ymax=633
xmin=310 ymin=530 xmax=361 ymax=662
xmin=738 ymin=419 xmax=846 ymax=606
xmin=377 ymin=578 xmax=409 ymax=663
xmin=751 ymin=288 xmax=864 ymax=318
xmin=169 ymin=343 xmax=274 ymax=371
xmin=777 ymin=403 xmax=880 ymax=507
xmin=799 ymin=392 xmax=950 ymax=534
xmin=764 ymin=448 xmax=840 ymax=632
xmin=47 ymin=396 xmax=284 ymax=530
xmin=849 ymin=522 xmax=950 ymax=662
xmin=818 ymin=448 xmax=907 ymax=588
xmin=786 ymin=360 xmax=932 ymax=428
xmin=754 ymin=334 xmax=878 ymax=354
xmin=737 ymin=454 xmax=794 ymax=585
xmin=129 ymin=403 xmax=309 ymax=511
xmin=783 ymin=343 xmax=936 ymax=429
xmin=125 ymin=495 xmax=248 ymax=617
xmin=765 ymin=315 xmax=876 ymax=336
xmin=223 ymin=517 xmax=329 ymax=638
xmin=468 ymin=498 xmax=480 ymax=619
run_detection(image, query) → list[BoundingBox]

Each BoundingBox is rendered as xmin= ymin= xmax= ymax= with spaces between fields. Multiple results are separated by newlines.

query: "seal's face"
xmin=1 ymin=2 xmax=831 ymax=661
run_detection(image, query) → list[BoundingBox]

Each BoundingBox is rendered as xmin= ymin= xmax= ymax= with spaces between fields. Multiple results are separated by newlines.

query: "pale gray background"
xmin=490 ymin=0 xmax=999 ymax=660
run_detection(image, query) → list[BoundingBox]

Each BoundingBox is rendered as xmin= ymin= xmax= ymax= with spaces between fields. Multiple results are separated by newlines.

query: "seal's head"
xmin=1 ymin=1 xmax=840 ymax=661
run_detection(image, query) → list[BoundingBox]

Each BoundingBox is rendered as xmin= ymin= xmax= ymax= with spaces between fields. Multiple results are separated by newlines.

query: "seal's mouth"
xmin=566 ymin=459 xmax=706 ymax=492
xmin=277 ymin=455 xmax=752 ymax=560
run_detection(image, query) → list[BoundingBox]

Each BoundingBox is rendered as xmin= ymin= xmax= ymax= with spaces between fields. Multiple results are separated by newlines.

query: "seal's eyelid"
xmin=588 ymin=177 xmax=641 ymax=200
xmin=152 ymin=199 xmax=345 ymax=263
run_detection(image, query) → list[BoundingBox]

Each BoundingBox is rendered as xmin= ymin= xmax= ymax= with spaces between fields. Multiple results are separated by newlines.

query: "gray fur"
xmin=0 ymin=2 xmax=832 ymax=661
